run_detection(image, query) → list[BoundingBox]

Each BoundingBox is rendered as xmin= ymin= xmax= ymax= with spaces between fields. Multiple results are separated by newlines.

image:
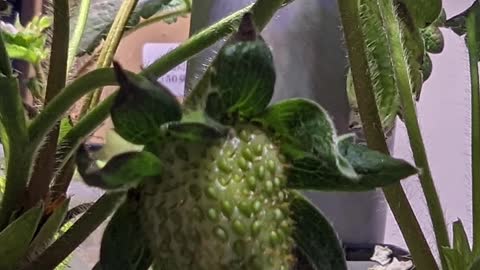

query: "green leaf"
xmin=185 ymin=13 xmax=275 ymax=121
xmin=255 ymin=99 xmax=337 ymax=157
xmin=337 ymin=135 xmax=418 ymax=185
xmin=469 ymin=255 xmax=480 ymax=270
xmin=28 ymin=198 xmax=70 ymax=261
xmin=4 ymin=43 xmax=42 ymax=64
xmin=100 ymin=195 xmax=152 ymax=270
xmin=290 ymin=192 xmax=347 ymax=270
xmin=452 ymin=219 xmax=473 ymax=265
xmin=287 ymin=135 xmax=417 ymax=191
xmin=396 ymin=2 xmax=426 ymax=102
xmin=1 ymin=15 xmax=52 ymax=64
xmin=58 ymin=116 xmax=74 ymax=142
xmin=443 ymin=247 xmax=466 ymax=270
xmin=0 ymin=204 xmax=43 ymax=270
xmin=397 ymin=0 xmax=442 ymax=28
xmin=422 ymin=25 xmax=445 ymax=54
xmin=76 ymin=144 xmax=162 ymax=190
xmin=70 ymin=0 xmax=187 ymax=55
xmin=111 ymin=61 xmax=182 ymax=145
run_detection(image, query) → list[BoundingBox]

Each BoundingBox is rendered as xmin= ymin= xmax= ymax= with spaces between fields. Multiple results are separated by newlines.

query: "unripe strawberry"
xmin=140 ymin=125 xmax=294 ymax=270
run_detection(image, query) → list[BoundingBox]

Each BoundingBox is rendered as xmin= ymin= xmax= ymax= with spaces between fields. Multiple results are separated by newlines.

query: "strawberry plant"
xmin=1 ymin=0 xmax=479 ymax=269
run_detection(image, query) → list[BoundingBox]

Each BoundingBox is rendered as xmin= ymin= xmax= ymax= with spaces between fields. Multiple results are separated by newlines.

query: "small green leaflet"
xmin=290 ymin=192 xmax=347 ymax=270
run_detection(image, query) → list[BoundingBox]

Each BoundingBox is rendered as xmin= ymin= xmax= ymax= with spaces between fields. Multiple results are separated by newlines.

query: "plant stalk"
xmin=0 ymin=78 xmax=31 ymax=230
xmin=377 ymin=0 xmax=449 ymax=266
xmin=26 ymin=0 xmax=70 ymax=209
xmin=79 ymin=0 xmax=138 ymax=116
xmin=467 ymin=11 xmax=480 ymax=255
xmin=337 ymin=0 xmax=438 ymax=269
xmin=20 ymin=192 xmax=125 ymax=270
xmin=67 ymin=0 xmax=92 ymax=72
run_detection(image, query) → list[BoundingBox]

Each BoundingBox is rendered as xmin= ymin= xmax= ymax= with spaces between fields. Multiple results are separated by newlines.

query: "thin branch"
xmin=466 ymin=10 xmax=480 ymax=255
xmin=67 ymin=0 xmax=92 ymax=72
xmin=376 ymin=1 xmax=449 ymax=266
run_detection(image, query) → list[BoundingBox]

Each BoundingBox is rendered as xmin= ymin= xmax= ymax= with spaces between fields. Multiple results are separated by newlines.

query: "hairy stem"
xmin=79 ymin=0 xmax=138 ymax=117
xmin=377 ymin=0 xmax=449 ymax=266
xmin=126 ymin=2 xmax=191 ymax=35
xmin=467 ymin=11 xmax=480 ymax=255
xmin=20 ymin=192 xmax=125 ymax=270
xmin=67 ymin=0 xmax=92 ymax=72
xmin=337 ymin=0 xmax=438 ymax=269
xmin=27 ymin=0 xmax=70 ymax=209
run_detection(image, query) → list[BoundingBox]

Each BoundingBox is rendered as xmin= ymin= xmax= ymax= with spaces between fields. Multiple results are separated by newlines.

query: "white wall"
xmin=385 ymin=0 xmax=476 ymax=259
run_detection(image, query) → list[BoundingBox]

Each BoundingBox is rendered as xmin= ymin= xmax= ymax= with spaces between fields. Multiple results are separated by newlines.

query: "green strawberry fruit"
xmin=140 ymin=125 xmax=294 ymax=270
xmin=76 ymin=12 xmax=418 ymax=270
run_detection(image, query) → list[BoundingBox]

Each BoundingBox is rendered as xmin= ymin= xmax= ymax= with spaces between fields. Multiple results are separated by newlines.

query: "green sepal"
xmin=27 ymin=198 xmax=70 ymax=260
xmin=100 ymin=193 xmax=152 ymax=270
xmin=396 ymin=0 xmax=442 ymax=28
xmin=422 ymin=25 xmax=445 ymax=54
xmin=184 ymin=13 xmax=275 ymax=122
xmin=0 ymin=203 xmax=44 ymax=270
xmin=254 ymin=98 xmax=358 ymax=182
xmin=76 ymin=144 xmax=162 ymax=190
xmin=111 ymin=61 xmax=182 ymax=145
xmin=290 ymin=192 xmax=347 ymax=270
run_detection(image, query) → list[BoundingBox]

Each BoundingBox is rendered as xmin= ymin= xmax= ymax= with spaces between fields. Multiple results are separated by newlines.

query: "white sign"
xmin=142 ymin=43 xmax=187 ymax=97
